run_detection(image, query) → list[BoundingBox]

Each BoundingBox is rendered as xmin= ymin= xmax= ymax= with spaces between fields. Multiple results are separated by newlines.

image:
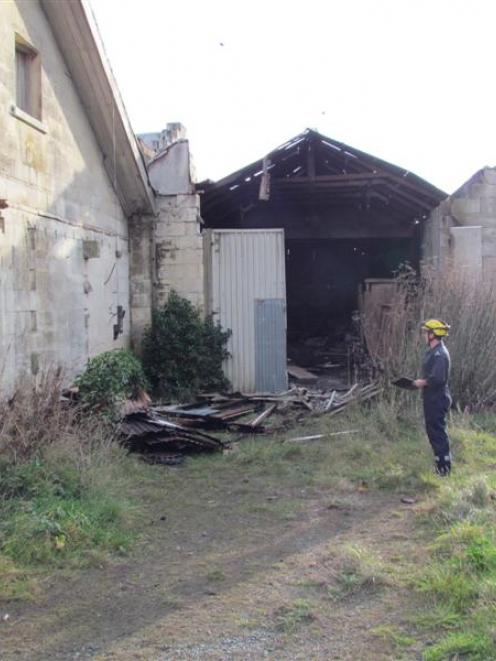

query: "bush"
xmin=142 ymin=291 xmax=231 ymax=399
xmin=0 ymin=374 xmax=137 ymax=596
xmin=75 ymin=349 xmax=148 ymax=417
xmin=364 ymin=266 xmax=496 ymax=409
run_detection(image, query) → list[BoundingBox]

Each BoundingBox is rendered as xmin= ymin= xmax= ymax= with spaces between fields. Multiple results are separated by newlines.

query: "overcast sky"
xmin=90 ymin=0 xmax=496 ymax=193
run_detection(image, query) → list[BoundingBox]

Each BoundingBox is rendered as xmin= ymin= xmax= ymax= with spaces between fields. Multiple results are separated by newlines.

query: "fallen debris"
xmin=65 ymin=374 xmax=381 ymax=464
xmin=287 ymin=365 xmax=318 ymax=381
xmin=248 ymin=404 xmax=277 ymax=428
xmin=120 ymin=410 xmax=224 ymax=462
xmin=286 ymin=430 xmax=360 ymax=442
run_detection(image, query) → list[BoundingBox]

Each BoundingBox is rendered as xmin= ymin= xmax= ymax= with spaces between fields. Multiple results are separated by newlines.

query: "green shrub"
xmin=142 ymin=291 xmax=231 ymax=399
xmin=75 ymin=349 xmax=148 ymax=417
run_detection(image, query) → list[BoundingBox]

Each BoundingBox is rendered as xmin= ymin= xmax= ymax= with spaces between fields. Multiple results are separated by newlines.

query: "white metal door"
xmin=205 ymin=229 xmax=287 ymax=393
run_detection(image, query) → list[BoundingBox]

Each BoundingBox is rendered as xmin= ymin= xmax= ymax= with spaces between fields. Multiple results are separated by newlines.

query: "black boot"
xmin=435 ymin=455 xmax=451 ymax=476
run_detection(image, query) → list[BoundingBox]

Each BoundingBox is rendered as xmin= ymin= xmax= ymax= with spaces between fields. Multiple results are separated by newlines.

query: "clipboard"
xmin=392 ymin=377 xmax=416 ymax=390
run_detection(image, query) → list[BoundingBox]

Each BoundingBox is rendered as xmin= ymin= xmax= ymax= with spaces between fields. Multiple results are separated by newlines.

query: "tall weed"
xmin=364 ymin=267 xmax=496 ymax=409
xmin=0 ymin=373 xmax=138 ymax=597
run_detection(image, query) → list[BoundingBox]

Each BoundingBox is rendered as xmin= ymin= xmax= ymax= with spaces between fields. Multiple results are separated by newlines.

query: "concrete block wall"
xmin=129 ymin=213 xmax=154 ymax=351
xmin=423 ymin=168 xmax=496 ymax=281
xmin=153 ymin=194 xmax=204 ymax=311
xmin=0 ymin=0 xmax=131 ymax=393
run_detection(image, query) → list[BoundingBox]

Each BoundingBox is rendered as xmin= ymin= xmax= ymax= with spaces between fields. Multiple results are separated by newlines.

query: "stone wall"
xmin=0 ymin=0 xmax=131 ymax=392
xmin=129 ymin=214 xmax=154 ymax=351
xmin=153 ymin=194 xmax=204 ymax=311
xmin=423 ymin=168 xmax=496 ymax=281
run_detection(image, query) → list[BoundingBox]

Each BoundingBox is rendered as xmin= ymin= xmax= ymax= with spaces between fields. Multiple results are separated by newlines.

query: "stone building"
xmin=0 ymin=0 xmax=202 ymax=394
xmin=2 ymin=0 xmax=490 ymax=396
xmin=423 ymin=167 xmax=496 ymax=280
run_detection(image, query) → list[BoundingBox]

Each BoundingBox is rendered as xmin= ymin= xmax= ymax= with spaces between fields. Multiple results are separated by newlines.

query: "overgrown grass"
xmin=171 ymin=403 xmax=496 ymax=657
xmin=0 ymin=376 xmax=141 ymax=601
xmin=2 ymin=371 xmax=496 ymax=660
xmin=364 ymin=266 xmax=496 ymax=409
xmin=327 ymin=543 xmax=390 ymax=600
xmin=400 ymin=419 xmax=496 ymax=660
xmin=274 ymin=598 xmax=316 ymax=632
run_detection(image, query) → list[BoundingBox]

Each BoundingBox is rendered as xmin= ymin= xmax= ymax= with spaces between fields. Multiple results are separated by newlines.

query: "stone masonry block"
xmin=481 ymin=240 xmax=496 ymax=258
xmin=451 ymin=197 xmax=480 ymax=220
xmin=155 ymin=221 xmax=199 ymax=238
xmin=175 ymin=194 xmax=200 ymax=209
xmin=159 ymin=259 xmax=203 ymax=276
xmin=175 ymin=236 xmax=202 ymax=250
xmin=483 ymin=256 xmax=496 ymax=281
xmin=130 ymin=280 xmax=152 ymax=296
xmin=130 ymin=308 xmax=152 ymax=326
xmin=470 ymin=183 xmax=496 ymax=199
xmin=483 ymin=169 xmax=496 ymax=185
xmin=130 ymin=293 xmax=150 ymax=308
xmin=480 ymin=197 xmax=496 ymax=216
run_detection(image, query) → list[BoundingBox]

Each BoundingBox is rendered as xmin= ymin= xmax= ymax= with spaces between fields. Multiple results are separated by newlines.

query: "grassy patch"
xmin=371 ymin=624 xmax=416 ymax=650
xmin=0 ymin=377 xmax=142 ymax=601
xmin=0 ymin=444 xmax=138 ymax=600
xmin=423 ymin=631 xmax=495 ymax=661
xmin=274 ymin=598 xmax=316 ymax=632
xmin=400 ymin=418 xmax=496 ymax=659
xmin=327 ymin=544 xmax=390 ymax=600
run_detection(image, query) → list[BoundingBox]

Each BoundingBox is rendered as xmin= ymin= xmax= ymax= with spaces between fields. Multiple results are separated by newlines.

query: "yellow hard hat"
xmin=421 ymin=319 xmax=450 ymax=337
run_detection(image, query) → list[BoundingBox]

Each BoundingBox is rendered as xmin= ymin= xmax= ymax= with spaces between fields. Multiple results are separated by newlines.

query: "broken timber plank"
xmin=248 ymin=404 xmax=277 ymax=428
xmin=324 ymin=391 xmax=336 ymax=412
xmin=287 ymin=430 xmax=360 ymax=442
xmin=287 ymin=365 xmax=318 ymax=381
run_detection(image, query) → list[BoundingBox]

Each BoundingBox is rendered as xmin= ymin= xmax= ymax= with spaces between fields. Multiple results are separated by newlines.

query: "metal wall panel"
xmin=205 ymin=229 xmax=287 ymax=393
xmin=255 ymin=299 xmax=287 ymax=392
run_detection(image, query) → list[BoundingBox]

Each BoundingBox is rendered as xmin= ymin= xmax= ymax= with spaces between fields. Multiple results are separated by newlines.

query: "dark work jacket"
xmin=422 ymin=341 xmax=451 ymax=404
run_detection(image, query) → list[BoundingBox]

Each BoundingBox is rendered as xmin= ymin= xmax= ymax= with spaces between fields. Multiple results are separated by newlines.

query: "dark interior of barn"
xmin=198 ymin=129 xmax=445 ymax=371
xmin=285 ymin=237 xmax=413 ymax=342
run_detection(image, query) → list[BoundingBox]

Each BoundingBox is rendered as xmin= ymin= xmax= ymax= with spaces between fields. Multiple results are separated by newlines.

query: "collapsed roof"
xmin=199 ymin=129 xmax=446 ymax=225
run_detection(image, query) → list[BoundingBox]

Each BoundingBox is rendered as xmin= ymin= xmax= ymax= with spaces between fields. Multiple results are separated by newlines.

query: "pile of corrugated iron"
xmin=120 ymin=410 xmax=224 ymax=465
xmin=63 ymin=376 xmax=380 ymax=464
xmin=117 ymin=381 xmax=381 ymax=464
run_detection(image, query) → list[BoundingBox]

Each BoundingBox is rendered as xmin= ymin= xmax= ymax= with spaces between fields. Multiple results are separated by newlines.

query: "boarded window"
xmin=15 ymin=36 xmax=41 ymax=119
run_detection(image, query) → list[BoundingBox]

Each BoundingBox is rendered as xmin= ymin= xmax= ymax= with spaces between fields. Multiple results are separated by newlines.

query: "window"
xmin=15 ymin=35 xmax=41 ymax=120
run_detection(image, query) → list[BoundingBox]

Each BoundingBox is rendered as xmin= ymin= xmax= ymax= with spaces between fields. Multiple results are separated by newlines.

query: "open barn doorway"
xmin=199 ymin=129 xmax=445 ymax=389
xmin=285 ymin=237 xmax=413 ymax=369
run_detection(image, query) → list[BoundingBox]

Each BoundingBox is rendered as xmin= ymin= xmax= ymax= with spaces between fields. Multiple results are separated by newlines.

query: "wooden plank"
xmin=248 ymin=404 xmax=277 ymax=428
xmin=287 ymin=430 xmax=360 ymax=442
xmin=287 ymin=365 xmax=318 ymax=381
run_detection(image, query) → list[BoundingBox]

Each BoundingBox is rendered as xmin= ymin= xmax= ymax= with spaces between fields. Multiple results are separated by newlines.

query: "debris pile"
xmin=120 ymin=411 xmax=223 ymax=465
xmin=64 ymin=376 xmax=381 ymax=465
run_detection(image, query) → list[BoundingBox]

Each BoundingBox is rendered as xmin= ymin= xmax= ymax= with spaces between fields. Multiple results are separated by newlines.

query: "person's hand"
xmin=413 ymin=379 xmax=427 ymax=388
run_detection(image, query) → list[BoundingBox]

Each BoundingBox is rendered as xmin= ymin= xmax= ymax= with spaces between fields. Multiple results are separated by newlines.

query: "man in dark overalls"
xmin=413 ymin=319 xmax=452 ymax=476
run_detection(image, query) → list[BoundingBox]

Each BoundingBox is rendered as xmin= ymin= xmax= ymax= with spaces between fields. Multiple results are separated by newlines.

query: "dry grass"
xmin=0 ymin=370 xmax=77 ymax=462
xmin=0 ymin=370 xmax=117 ymax=467
xmin=364 ymin=266 xmax=496 ymax=409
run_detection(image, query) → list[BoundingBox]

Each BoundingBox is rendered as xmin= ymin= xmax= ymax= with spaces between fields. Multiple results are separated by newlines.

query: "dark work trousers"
xmin=423 ymin=393 xmax=451 ymax=465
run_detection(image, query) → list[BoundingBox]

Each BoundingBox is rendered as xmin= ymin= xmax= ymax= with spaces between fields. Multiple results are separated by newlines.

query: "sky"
xmin=90 ymin=0 xmax=496 ymax=193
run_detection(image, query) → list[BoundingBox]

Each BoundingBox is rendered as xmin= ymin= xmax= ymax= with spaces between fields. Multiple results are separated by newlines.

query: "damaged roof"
xmin=198 ymin=129 xmax=446 ymax=222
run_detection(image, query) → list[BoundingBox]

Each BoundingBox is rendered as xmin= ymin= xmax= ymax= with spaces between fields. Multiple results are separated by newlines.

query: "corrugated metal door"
xmin=205 ymin=229 xmax=287 ymax=393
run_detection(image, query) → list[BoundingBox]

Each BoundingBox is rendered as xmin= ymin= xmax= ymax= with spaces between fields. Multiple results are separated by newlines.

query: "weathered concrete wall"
xmin=0 ymin=0 xmax=131 ymax=392
xmin=423 ymin=168 xmax=496 ymax=280
xmin=148 ymin=141 xmax=193 ymax=195
xmin=129 ymin=214 xmax=153 ymax=351
xmin=154 ymin=194 xmax=204 ymax=311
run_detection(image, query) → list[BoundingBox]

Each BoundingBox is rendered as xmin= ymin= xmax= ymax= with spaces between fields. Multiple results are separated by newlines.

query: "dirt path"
xmin=1 ymin=463 xmax=427 ymax=660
